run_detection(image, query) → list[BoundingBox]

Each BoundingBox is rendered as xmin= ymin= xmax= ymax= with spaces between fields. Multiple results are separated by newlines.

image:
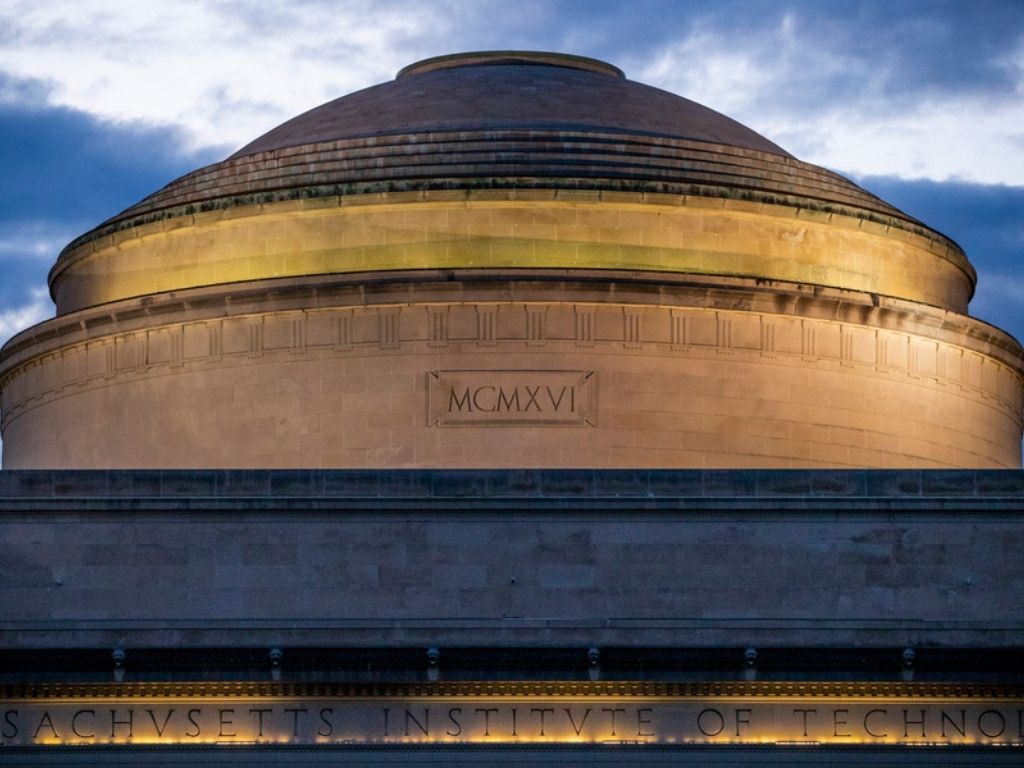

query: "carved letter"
xmin=546 ymin=386 xmax=570 ymax=411
xmin=637 ymin=708 xmax=655 ymax=737
xmin=497 ymin=388 xmax=520 ymax=412
xmin=864 ymin=709 xmax=888 ymax=738
xmin=249 ymin=708 xmax=272 ymax=737
xmin=735 ymin=708 xmax=752 ymax=737
xmin=697 ymin=709 xmax=725 ymax=737
xmin=284 ymin=708 xmax=308 ymax=738
xmin=565 ymin=708 xmax=591 ymax=736
xmin=218 ymin=709 xmax=235 ymax=738
xmin=475 ymin=708 xmax=497 ymax=737
xmin=318 ymin=708 xmax=334 ymax=737
xmin=404 ymin=708 xmax=429 ymax=737
xmin=602 ymin=707 xmax=625 ymax=737
xmin=793 ymin=709 xmax=817 ymax=738
xmin=446 ymin=707 xmax=462 ymax=737
xmin=3 ymin=710 xmax=18 ymax=739
xmin=471 ymin=386 xmax=496 ymax=412
xmin=522 ymin=386 xmax=542 ymax=412
xmin=71 ymin=710 xmax=96 ymax=739
xmin=978 ymin=710 xmax=1006 ymax=739
xmin=448 ymin=387 xmax=472 ymax=412
xmin=531 ymin=708 xmax=554 ymax=736
xmin=110 ymin=709 xmax=134 ymax=739
xmin=832 ymin=708 xmax=850 ymax=738
xmin=940 ymin=709 xmax=965 ymax=738
xmin=185 ymin=709 xmax=201 ymax=738
xmin=147 ymin=709 xmax=174 ymax=739
xmin=32 ymin=712 xmax=59 ymax=740
xmin=902 ymin=709 xmax=926 ymax=738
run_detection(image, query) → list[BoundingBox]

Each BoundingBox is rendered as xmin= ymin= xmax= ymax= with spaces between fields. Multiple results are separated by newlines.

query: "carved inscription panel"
xmin=2 ymin=694 xmax=1023 ymax=746
xmin=429 ymin=370 xmax=595 ymax=426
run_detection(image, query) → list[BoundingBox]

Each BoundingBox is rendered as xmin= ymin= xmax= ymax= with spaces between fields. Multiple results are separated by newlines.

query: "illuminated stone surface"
xmin=1 ymin=53 xmax=1023 ymax=766
xmin=2 ymin=52 xmax=1019 ymax=468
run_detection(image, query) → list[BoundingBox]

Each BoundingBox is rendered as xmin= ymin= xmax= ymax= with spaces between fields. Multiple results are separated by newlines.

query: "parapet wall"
xmin=1 ymin=469 xmax=1022 ymax=650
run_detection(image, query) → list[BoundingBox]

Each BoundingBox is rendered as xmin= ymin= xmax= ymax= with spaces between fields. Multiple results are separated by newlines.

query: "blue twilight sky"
xmin=0 ymin=0 xmax=1022 ymax=343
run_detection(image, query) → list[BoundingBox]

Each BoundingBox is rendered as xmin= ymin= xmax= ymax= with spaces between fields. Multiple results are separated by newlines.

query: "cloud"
xmin=0 ymin=83 xmax=222 ymax=342
xmin=0 ymin=286 xmax=51 ymax=343
xmin=630 ymin=2 xmax=1024 ymax=184
xmin=0 ymin=0 xmax=471 ymax=152
xmin=0 ymin=220 xmax=74 ymax=310
xmin=857 ymin=175 xmax=1024 ymax=342
xmin=2 ymin=1 xmax=1022 ymax=184
xmin=0 ymin=77 xmax=224 ymax=228
xmin=0 ymin=223 xmax=69 ymax=258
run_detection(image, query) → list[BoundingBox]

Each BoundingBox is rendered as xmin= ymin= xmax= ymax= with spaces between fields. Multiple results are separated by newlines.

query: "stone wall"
xmin=2 ymin=469 xmax=1021 ymax=649
xmin=3 ymin=276 xmax=1020 ymax=468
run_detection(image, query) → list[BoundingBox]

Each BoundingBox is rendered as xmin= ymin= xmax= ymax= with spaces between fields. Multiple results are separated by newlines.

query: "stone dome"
xmin=48 ymin=51 xmax=971 ymax=315
xmin=233 ymin=51 xmax=790 ymax=157
xmin=2 ymin=52 xmax=1021 ymax=469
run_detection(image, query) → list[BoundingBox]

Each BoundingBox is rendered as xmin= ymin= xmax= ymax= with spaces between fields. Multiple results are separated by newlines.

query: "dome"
xmin=2 ymin=52 xmax=1021 ymax=470
xmin=48 ymin=51 xmax=972 ymax=315
xmin=232 ymin=51 xmax=790 ymax=157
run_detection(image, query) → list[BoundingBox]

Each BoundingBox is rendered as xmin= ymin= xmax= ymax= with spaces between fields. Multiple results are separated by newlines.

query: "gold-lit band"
xmin=49 ymin=190 xmax=974 ymax=316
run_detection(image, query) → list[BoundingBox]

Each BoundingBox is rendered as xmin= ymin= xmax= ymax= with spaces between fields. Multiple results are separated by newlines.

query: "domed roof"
xmin=57 ymin=50 xmax=931 ymax=261
xmin=230 ymin=51 xmax=792 ymax=158
xmin=46 ymin=49 xmax=975 ymax=326
xmin=11 ymin=53 xmax=1016 ymax=473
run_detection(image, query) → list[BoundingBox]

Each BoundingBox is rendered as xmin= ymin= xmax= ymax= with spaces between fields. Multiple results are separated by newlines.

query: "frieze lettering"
xmin=3 ymin=698 xmax=1023 ymax=746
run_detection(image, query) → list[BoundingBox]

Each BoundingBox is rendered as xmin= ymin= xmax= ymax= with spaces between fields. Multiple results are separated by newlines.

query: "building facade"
xmin=1 ymin=53 xmax=1022 ymax=765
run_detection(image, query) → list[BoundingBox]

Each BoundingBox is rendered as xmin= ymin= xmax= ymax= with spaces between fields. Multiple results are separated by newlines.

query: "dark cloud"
xmin=499 ymin=1 xmax=1024 ymax=118
xmin=753 ymin=0 xmax=1023 ymax=99
xmin=858 ymin=175 xmax=1024 ymax=342
xmin=0 ymin=80 xmax=225 ymax=230
xmin=839 ymin=1 xmax=1024 ymax=96
xmin=0 ymin=245 xmax=53 ymax=311
xmin=0 ymin=73 xmax=224 ymax=321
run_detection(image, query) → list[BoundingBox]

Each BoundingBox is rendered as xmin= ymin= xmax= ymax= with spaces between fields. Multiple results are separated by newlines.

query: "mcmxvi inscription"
xmin=429 ymin=370 xmax=595 ymax=426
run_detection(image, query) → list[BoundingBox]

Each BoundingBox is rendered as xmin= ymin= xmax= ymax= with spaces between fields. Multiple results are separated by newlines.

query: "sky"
xmin=0 ymin=0 xmax=1022 ymax=345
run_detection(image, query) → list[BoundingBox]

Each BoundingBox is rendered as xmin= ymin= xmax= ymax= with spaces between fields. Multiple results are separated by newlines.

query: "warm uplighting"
xmin=4 ymin=694 xmax=1023 ymax=748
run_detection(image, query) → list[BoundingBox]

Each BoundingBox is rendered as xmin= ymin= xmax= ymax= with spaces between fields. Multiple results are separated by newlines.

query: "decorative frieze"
xmin=3 ymin=301 xmax=1019 ymax=429
xmin=2 ymin=681 xmax=1022 ymax=747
